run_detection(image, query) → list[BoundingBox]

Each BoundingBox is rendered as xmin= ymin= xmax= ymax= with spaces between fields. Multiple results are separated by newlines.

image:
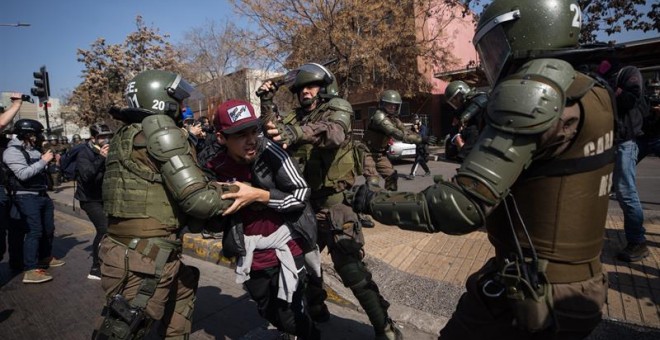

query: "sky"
xmin=2 ymin=0 xmax=658 ymax=102
xmin=1 ymin=0 xmax=236 ymax=99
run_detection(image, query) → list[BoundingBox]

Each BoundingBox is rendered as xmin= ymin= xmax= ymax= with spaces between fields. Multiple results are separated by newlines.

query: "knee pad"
xmin=95 ymin=307 xmax=152 ymax=340
xmin=384 ymin=171 xmax=398 ymax=191
xmin=335 ymin=259 xmax=369 ymax=289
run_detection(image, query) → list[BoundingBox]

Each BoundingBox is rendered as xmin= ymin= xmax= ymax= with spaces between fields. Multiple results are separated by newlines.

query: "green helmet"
xmin=289 ymin=63 xmax=339 ymax=105
xmin=59 ymin=135 xmax=69 ymax=143
xmin=124 ymin=70 xmax=196 ymax=120
xmin=445 ymin=81 xmax=471 ymax=110
xmin=47 ymin=134 xmax=58 ymax=142
xmin=380 ymin=90 xmax=402 ymax=115
xmin=473 ymin=0 xmax=581 ymax=85
xmin=72 ymin=134 xmax=82 ymax=142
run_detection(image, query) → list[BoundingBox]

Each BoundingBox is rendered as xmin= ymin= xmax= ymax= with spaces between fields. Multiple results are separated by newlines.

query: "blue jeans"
xmin=13 ymin=194 xmax=55 ymax=270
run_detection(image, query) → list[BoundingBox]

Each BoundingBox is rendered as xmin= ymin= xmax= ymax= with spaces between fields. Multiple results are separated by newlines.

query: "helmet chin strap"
xmin=300 ymin=95 xmax=320 ymax=110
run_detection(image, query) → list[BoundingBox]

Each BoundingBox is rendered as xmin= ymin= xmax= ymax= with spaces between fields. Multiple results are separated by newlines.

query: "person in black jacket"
xmin=75 ymin=123 xmax=113 ymax=279
xmin=206 ymin=100 xmax=319 ymax=339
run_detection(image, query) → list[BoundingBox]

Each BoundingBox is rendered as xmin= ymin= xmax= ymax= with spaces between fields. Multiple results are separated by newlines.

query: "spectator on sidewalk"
xmin=74 ymin=123 xmax=113 ymax=280
xmin=3 ymin=119 xmax=65 ymax=284
xmin=207 ymin=99 xmax=320 ymax=339
xmin=599 ymin=58 xmax=651 ymax=262
xmin=406 ymin=114 xmax=431 ymax=179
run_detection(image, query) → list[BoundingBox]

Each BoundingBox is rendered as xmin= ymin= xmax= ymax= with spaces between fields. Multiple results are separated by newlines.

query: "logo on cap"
xmin=228 ymin=104 xmax=251 ymax=123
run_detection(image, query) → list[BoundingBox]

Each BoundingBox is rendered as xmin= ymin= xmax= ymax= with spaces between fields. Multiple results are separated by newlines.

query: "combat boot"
xmin=375 ymin=319 xmax=403 ymax=340
xmin=359 ymin=213 xmax=375 ymax=228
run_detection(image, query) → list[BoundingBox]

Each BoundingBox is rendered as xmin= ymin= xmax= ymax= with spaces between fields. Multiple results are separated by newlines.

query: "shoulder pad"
xmin=488 ymin=58 xmax=575 ymax=135
xmin=141 ymin=115 xmax=191 ymax=162
xmin=325 ymin=98 xmax=354 ymax=131
xmin=566 ymin=72 xmax=596 ymax=103
xmin=327 ymin=97 xmax=353 ymax=113
xmin=370 ymin=110 xmax=387 ymax=124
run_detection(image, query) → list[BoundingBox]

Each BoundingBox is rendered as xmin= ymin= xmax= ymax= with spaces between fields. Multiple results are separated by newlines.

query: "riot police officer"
xmin=71 ymin=134 xmax=83 ymax=146
xmin=259 ymin=63 xmax=402 ymax=339
xmin=350 ymin=0 xmax=613 ymax=338
xmin=362 ymin=90 xmax=436 ymax=191
xmin=94 ymin=70 xmax=236 ymax=339
xmin=444 ymin=80 xmax=488 ymax=161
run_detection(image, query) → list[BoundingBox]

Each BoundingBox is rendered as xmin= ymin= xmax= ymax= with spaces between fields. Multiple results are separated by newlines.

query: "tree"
xmin=462 ymin=0 xmax=659 ymax=43
xmin=176 ymin=20 xmax=255 ymax=115
xmin=67 ymin=16 xmax=181 ymax=127
xmin=229 ymin=0 xmax=467 ymax=99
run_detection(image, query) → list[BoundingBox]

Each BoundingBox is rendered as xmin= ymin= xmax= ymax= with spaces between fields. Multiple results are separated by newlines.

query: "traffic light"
xmin=31 ymin=65 xmax=50 ymax=103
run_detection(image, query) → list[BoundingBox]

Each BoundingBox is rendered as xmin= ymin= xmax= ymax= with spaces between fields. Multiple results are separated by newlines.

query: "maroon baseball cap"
xmin=214 ymin=99 xmax=261 ymax=134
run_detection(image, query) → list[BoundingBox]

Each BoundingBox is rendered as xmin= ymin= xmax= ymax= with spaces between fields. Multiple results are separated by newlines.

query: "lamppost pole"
xmin=0 ymin=22 xmax=31 ymax=27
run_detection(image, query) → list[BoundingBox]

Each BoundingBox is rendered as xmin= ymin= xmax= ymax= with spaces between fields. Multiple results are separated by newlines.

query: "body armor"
xmin=102 ymin=123 xmax=181 ymax=235
xmin=282 ymin=99 xmax=356 ymax=201
xmin=363 ymin=110 xmax=422 ymax=152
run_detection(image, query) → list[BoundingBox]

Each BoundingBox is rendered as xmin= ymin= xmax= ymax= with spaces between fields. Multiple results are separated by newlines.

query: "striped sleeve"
xmin=263 ymin=140 xmax=310 ymax=212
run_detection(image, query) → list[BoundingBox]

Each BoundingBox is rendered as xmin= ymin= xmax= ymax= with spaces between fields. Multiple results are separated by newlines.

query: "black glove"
xmin=275 ymin=123 xmax=301 ymax=146
xmin=347 ymin=184 xmax=376 ymax=214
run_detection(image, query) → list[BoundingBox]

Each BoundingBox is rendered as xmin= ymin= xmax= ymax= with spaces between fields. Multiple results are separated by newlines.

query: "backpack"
xmin=59 ymin=143 xmax=88 ymax=181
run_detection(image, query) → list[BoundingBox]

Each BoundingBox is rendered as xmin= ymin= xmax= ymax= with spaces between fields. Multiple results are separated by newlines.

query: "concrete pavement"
xmin=18 ymin=154 xmax=660 ymax=339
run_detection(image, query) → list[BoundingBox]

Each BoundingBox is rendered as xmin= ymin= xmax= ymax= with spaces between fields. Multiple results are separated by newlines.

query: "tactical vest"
xmin=103 ymin=124 xmax=183 ymax=236
xmin=363 ymin=110 xmax=404 ymax=152
xmin=487 ymin=74 xmax=614 ymax=282
xmin=282 ymin=102 xmax=356 ymax=202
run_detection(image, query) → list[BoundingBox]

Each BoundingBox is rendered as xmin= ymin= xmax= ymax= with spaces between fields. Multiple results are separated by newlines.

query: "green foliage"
xmin=67 ymin=16 xmax=182 ymax=127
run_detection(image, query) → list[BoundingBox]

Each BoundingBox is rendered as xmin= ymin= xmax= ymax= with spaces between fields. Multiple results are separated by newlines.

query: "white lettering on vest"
xmin=584 ymin=130 xmax=613 ymax=156
xmin=599 ymin=172 xmax=613 ymax=197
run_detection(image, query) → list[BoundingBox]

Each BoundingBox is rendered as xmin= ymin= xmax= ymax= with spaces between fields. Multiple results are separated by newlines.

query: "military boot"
xmin=375 ymin=319 xmax=403 ymax=340
xmin=359 ymin=213 xmax=375 ymax=228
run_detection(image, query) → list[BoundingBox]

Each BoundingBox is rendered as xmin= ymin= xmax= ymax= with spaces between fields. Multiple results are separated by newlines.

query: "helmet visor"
xmin=447 ymin=91 xmax=465 ymax=110
xmin=474 ymin=10 xmax=519 ymax=85
xmin=167 ymin=75 xmax=195 ymax=102
xmin=475 ymin=25 xmax=512 ymax=86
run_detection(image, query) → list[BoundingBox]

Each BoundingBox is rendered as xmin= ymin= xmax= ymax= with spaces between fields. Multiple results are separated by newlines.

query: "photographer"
xmin=3 ymin=119 xmax=65 ymax=284
xmin=74 ymin=124 xmax=113 ymax=280
xmin=0 ymin=92 xmax=27 ymax=130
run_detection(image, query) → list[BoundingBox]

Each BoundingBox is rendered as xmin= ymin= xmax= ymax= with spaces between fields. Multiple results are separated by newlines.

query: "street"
xmin=0 ymin=153 xmax=659 ymax=339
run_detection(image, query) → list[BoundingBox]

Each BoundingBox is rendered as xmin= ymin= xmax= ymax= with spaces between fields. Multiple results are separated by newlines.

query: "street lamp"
xmin=0 ymin=22 xmax=31 ymax=27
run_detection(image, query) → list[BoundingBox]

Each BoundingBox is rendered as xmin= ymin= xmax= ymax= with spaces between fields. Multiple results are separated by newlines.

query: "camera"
xmin=9 ymin=94 xmax=33 ymax=103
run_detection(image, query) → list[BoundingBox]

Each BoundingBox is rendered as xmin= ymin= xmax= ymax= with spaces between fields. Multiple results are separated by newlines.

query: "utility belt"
xmin=495 ymin=251 xmax=601 ymax=284
xmin=107 ymin=235 xmax=181 ymax=263
xmin=311 ymin=191 xmax=345 ymax=210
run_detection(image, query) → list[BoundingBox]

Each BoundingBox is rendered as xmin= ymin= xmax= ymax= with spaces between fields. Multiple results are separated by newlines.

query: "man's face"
xmin=218 ymin=126 xmax=259 ymax=164
xmin=95 ymin=134 xmax=113 ymax=147
xmin=298 ymin=85 xmax=321 ymax=111
xmin=383 ymin=103 xmax=399 ymax=115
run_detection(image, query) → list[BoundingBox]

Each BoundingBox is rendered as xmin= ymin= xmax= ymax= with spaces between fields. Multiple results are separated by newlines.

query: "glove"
xmin=422 ymin=135 xmax=438 ymax=145
xmin=346 ymin=184 xmax=377 ymax=214
xmin=275 ymin=123 xmax=302 ymax=146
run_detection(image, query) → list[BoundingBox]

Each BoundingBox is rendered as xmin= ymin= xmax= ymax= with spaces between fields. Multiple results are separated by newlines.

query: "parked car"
xmin=386 ymin=137 xmax=417 ymax=161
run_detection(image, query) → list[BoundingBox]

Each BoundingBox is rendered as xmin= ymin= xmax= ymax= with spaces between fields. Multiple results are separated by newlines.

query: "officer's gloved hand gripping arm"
xmin=351 ymin=59 xmax=574 ymax=235
xmin=141 ymin=114 xmax=236 ymax=218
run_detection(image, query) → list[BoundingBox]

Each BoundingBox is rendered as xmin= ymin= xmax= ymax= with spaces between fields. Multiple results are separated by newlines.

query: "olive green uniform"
xmin=363 ymin=110 xmax=423 ymax=190
xmin=354 ymin=60 xmax=614 ymax=339
xmin=281 ymin=98 xmax=394 ymax=336
xmin=99 ymin=115 xmax=234 ymax=339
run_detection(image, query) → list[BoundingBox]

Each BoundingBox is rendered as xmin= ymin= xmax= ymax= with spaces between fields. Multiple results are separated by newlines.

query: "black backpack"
xmin=59 ymin=143 xmax=88 ymax=181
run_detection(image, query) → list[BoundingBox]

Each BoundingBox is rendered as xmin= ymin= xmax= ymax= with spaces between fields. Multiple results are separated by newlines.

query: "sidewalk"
xmin=48 ymin=181 xmax=660 ymax=335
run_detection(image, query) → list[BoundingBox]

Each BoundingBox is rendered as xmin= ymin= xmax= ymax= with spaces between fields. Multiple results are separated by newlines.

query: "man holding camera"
xmin=3 ymin=119 xmax=65 ymax=284
xmin=0 ymin=92 xmax=26 ymax=130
